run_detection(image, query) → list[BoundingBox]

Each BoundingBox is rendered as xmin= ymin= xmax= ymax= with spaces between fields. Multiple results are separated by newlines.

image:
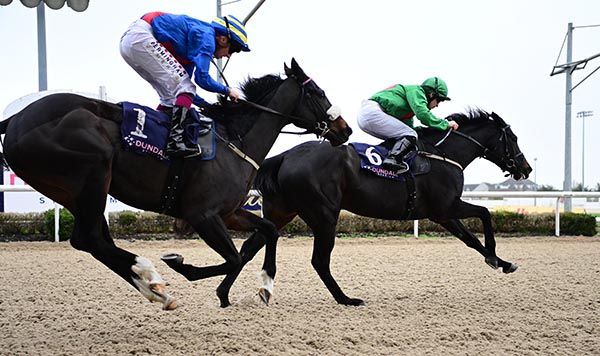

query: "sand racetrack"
xmin=0 ymin=236 xmax=598 ymax=355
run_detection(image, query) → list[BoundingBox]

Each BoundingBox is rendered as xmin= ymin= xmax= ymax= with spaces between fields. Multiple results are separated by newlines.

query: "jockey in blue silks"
xmin=120 ymin=12 xmax=250 ymax=157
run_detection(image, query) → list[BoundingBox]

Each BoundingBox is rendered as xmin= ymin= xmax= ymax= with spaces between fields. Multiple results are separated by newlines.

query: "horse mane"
xmin=202 ymin=74 xmax=284 ymax=140
xmin=418 ymin=108 xmax=490 ymax=138
xmin=241 ymin=74 xmax=284 ymax=103
xmin=445 ymin=108 xmax=490 ymax=127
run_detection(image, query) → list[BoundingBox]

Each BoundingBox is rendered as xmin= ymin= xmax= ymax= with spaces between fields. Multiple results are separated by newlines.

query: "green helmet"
xmin=422 ymin=77 xmax=450 ymax=101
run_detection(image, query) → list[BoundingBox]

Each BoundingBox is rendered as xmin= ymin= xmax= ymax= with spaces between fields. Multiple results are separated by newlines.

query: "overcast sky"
xmin=1 ymin=0 xmax=600 ymax=188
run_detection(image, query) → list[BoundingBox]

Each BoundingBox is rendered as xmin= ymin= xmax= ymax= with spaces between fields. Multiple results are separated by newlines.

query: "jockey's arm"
xmin=406 ymin=89 xmax=449 ymax=131
xmin=192 ymin=53 xmax=229 ymax=96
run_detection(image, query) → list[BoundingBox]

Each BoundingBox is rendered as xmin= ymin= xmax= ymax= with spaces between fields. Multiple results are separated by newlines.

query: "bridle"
xmin=212 ymin=60 xmax=338 ymax=138
xmin=238 ymin=77 xmax=339 ymax=139
xmin=434 ymin=114 xmax=523 ymax=172
xmin=211 ymin=65 xmax=340 ymax=169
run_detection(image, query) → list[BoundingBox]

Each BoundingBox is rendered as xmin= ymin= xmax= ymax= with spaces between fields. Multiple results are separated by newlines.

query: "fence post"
xmin=54 ymin=202 xmax=60 ymax=242
xmin=555 ymin=198 xmax=560 ymax=236
xmin=413 ymin=220 xmax=419 ymax=237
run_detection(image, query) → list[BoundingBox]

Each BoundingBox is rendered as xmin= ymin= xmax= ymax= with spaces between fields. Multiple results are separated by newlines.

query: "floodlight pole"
xmin=551 ymin=22 xmax=600 ymax=212
xmin=577 ymin=110 xmax=593 ymax=190
xmin=37 ymin=3 xmax=48 ymax=91
xmin=563 ymin=22 xmax=573 ymax=211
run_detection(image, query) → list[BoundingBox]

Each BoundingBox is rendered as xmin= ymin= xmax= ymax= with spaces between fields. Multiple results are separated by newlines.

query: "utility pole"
xmin=563 ymin=23 xmax=573 ymax=211
xmin=550 ymin=22 xmax=600 ymax=212
xmin=37 ymin=4 xmax=48 ymax=91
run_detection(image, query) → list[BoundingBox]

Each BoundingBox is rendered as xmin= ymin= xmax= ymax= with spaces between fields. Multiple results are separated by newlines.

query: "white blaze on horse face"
xmin=327 ymin=105 xmax=342 ymax=121
xmin=131 ymin=256 xmax=176 ymax=310
xmin=259 ymin=269 xmax=274 ymax=294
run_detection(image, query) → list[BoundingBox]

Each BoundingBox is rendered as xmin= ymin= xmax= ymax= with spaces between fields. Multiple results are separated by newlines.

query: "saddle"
xmin=119 ymin=102 xmax=216 ymax=161
xmin=349 ymin=140 xmax=431 ymax=181
xmin=350 ymin=140 xmax=432 ymax=219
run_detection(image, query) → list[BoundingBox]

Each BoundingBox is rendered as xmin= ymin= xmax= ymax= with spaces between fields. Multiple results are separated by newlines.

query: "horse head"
xmin=283 ymin=58 xmax=353 ymax=146
xmin=448 ymin=110 xmax=532 ymax=180
xmin=486 ymin=112 xmax=532 ymax=180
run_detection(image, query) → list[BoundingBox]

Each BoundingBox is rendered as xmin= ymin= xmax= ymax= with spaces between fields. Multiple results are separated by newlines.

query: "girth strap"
xmin=160 ymin=158 xmax=186 ymax=215
xmin=401 ymin=174 xmax=416 ymax=220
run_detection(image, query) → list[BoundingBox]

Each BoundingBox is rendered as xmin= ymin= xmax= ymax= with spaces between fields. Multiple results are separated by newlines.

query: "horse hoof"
xmin=258 ymin=288 xmax=271 ymax=305
xmin=503 ymin=263 xmax=518 ymax=274
xmin=163 ymin=297 xmax=178 ymax=311
xmin=485 ymin=256 xmax=499 ymax=269
xmin=344 ymin=298 xmax=365 ymax=306
xmin=216 ymin=289 xmax=231 ymax=308
xmin=161 ymin=253 xmax=184 ymax=265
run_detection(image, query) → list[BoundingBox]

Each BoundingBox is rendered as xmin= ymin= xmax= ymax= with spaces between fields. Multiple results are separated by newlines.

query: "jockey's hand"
xmin=228 ymin=87 xmax=241 ymax=102
xmin=448 ymin=120 xmax=459 ymax=130
xmin=445 ymin=113 xmax=463 ymax=122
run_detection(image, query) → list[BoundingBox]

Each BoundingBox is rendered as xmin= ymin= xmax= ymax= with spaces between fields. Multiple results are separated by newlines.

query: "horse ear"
xmin=284 ymin=62 xmax=292 ymax=77
xmin=289 ymin=58 xmax=308 ymax=80
xmin=490 ymin=112 xmax=500 ymax=120
xmin=490 ymin=112 xmax=507 ymax=126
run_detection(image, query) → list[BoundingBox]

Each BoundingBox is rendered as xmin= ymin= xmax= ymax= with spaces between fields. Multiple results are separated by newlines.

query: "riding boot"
xmin=382 ymin=136 xmax=417 ymax=172
xmin=165 ymin=106 xmax=200 ymax=158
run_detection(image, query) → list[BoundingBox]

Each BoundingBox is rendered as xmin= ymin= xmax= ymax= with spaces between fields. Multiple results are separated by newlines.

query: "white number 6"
xmin=365 ymin=146 xmax=382 ymax=165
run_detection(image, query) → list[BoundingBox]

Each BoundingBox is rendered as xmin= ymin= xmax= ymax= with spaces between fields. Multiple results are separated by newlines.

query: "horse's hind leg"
xmin=68 ymin=166 xmax=176 ymax=310
xmin=301 ymin=212 xmax=365 ymax=306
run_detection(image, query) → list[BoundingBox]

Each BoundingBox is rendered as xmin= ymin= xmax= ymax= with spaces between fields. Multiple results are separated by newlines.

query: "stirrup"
xmin=183 ymin=145 xmax=202 ymax=158
xmin=382 ymin=160 xmax=409 ymax=173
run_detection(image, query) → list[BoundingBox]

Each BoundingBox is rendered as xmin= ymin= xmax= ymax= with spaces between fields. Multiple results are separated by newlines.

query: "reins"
xmin=209 ymin=61 xmax=336 ymax=169
xmin=428 ymin=114 xmax=521 ymax=172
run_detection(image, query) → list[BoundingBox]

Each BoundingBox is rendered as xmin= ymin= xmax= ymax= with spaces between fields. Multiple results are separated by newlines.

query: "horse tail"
xmin=254 ymin=153 xmax=285 ymax=197
xmin=0 ymin=116 xmax=13 ymax=169
xmin=0 ymin=116 xmax=12 ymax=135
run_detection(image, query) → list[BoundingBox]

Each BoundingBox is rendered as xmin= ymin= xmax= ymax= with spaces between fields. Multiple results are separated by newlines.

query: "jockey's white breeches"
xmin=356 ymin=99 xmax=417 ymax=140
xmin=119 ymin=19 xmax=196 ymax=107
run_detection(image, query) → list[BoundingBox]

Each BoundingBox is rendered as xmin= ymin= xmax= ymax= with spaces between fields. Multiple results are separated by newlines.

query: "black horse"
xmin=0 ymin=59 xmax=352 ymax=309
xmin=221 ymin=109 xmax=532 ymax=306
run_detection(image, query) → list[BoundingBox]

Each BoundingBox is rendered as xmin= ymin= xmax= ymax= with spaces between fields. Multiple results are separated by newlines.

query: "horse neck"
xmin=239 ymin=80 xmax=300 ymax=163
xmin=432 ymin=125 xmax=494 ymax=169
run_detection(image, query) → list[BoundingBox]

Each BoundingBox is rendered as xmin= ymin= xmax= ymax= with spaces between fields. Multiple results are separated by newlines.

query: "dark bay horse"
xmin=222 ymin=110 xmax=532 ymax=306
xmin=0 ymin=59 xmax=352 ymax=309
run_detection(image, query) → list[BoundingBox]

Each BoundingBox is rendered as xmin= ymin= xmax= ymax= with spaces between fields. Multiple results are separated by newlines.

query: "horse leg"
xmin=255 ymin=201 xmax=300 ymax=305
xmin=214 ymin=209 xmax=279 ymax=307
xmin=302 ymin=216 xmax=364 ymax=306
xmin=443 ymin=199 xmax=517 ymax=273
xmin=161 ymin=215 xmax=243 ymax=306
xmin=68 ymin=175 xmax=176 ymax=310
xmin=446 ymin=219 xmax=518 ymax=273
xmin=18 ymin=162 xmax=176 ymax=309
xmin=432 ymin=218 xmax=491 ymax=256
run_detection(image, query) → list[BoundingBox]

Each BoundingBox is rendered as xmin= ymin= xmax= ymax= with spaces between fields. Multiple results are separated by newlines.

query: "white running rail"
xmin=1 ymin=187 xmax=599 ymax=241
